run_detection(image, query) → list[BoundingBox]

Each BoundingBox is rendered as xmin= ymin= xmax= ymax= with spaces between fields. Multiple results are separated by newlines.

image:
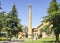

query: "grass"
xmin=23 ymin=38 xmax=59 ymax=43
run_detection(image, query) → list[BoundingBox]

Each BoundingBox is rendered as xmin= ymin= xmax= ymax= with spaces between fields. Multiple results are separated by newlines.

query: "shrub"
xmin=0 ymin=38 xmax=11 ymax=41
xmin=38 ymin=35 xmax=40 ymax=39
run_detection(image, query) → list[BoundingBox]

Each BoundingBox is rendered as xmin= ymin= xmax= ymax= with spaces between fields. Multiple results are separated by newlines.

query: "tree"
xmin=7 ymin=4 xmax=21 ymax=38
xmin=0 ymin=2 xmax=22 ymax=38
xmin=52 ymin=0 xmax=56 ymax=2
xmin=17 ymin=24 xmax=23 ymax=32
xmin=0 ymin=2 xmax=8 ymax=37
xmin=47 ymin=0 xmax=60 ymax=42
xmin=0 ymin=12 xmax=7 ymax=37
xmin=22 ymin=25 xmax=28 ymax=38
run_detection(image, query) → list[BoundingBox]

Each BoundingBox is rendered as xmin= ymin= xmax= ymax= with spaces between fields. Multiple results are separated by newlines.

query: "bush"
xmin=0 ymin=38 xmax=11 ymax=41
xmin=38 ymin=35 xmax=40 ymax=39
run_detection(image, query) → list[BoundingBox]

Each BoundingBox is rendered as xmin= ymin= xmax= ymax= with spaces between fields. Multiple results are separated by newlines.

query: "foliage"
xmin=21 ymin=25 xmax=28 ymax=38
xmin=0 ymin=12 xmax=7 ymax=37
xmin=6 ymin=4 xmax=22 ymax=38
xmin=0 ymin=4 xmax=23 ymax=38
xmin=0 ymin=38 xmax=10 ymax=41
xmin=38 ymin=35 xmax=40 ymax=39
xmin=43 ymin=0 xmax=60 ymax=42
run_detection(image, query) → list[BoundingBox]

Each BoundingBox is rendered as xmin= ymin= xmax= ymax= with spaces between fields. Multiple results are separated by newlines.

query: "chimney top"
xmin=28 ymin=4 xmax=32 ymax=6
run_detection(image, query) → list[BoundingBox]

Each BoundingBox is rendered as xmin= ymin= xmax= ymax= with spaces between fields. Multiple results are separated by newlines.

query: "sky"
xmin=0 ymin=0 xmax=60 ymax=28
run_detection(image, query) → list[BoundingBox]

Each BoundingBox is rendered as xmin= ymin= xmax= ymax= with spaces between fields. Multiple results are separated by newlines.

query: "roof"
xmin=37 ymin=23 xmax=43 ymax=28
xmin=32 ymin=23 xmax=44 ymax=32
xmin=32 ymin=28 xmax=38 ymax=32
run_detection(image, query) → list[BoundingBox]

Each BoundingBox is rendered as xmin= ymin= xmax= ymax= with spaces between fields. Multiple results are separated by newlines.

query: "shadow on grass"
xmin=43 ymin=41 xmax=60 ymax=43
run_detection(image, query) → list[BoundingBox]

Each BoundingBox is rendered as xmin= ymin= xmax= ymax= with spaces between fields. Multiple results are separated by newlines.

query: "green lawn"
xmin=24 ymin=38 xmax=58 ymax=43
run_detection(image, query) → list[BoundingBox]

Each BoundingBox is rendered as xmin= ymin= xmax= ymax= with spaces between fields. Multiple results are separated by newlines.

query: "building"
xmin=18 ymin=32 xmax=26 ymax=39
xmin=32 ymin=21 xmax=55 ymax=39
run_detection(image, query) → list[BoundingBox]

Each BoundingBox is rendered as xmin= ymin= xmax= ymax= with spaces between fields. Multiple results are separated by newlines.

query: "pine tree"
xmin=0 ymin=2 xmax=6 ymax=37
xmin=7 ymin=4 xmax=22 ymax=37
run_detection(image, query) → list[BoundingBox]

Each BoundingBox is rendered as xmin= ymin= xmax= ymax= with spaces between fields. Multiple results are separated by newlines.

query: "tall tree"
xmin=47 ymin=0 xmax=60 ymax=42
xmin=7 ymin=4 xmax=21 ymax=37
xmin=0 ymin=2 xmax=6 ymax=37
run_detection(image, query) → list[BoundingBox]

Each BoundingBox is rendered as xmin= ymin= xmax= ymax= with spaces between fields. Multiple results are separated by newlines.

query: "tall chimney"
xmin=28 ymin=4 xmax=32 ymax=38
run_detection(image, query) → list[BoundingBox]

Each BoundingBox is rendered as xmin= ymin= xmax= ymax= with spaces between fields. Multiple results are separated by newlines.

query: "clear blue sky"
xmin=0 ymin=0 xmax=60 ymax=28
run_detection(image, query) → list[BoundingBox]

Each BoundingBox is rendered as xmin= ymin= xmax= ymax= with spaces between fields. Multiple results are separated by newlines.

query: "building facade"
xmin=32 ymin=21 xmax=55 ymax=39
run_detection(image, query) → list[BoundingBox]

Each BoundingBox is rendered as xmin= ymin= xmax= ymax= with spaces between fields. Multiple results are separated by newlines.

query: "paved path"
xmin=0 ymin=40 xmax=24 ymax=43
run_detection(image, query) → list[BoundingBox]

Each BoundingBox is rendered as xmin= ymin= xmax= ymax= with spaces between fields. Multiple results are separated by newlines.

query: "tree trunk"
xmin=55 ymin=34 xmax=59 ymax=42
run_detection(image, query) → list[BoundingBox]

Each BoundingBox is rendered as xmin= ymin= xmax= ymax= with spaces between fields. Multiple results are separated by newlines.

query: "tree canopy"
xmin=0 ymin=4 xmax=23 ymax=38
xmin=44 ymin=0 xmax=60 ymax=42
